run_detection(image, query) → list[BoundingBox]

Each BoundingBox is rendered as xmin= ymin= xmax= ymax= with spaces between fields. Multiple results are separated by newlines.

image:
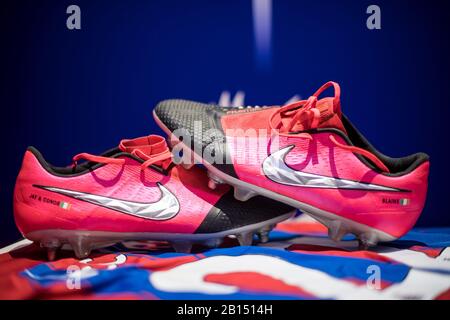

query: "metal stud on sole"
xmin=327 ymin=220 xmax=347 ymax=242
xmin=233 ymin=187 xmax=257 ymax=202
xmin=236 ymin=232 xmax=254 ymax=246
xmin=357 ymin=233 xmax=378 ymax=250
xmin=257 ymin=231 xmax=269 ymax=243
xmin=40 ymin=239 xmax=61 ymax=261
xmin=70 ymin=237 xmax=92 ymax=259
xmin=207 ymin=171 xmax=224 ymax=190
xmin=256 ymin=224 xmax=275 ymax=243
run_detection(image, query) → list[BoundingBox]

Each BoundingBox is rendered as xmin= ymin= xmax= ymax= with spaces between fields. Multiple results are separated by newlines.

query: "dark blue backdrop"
xmin=1 ymin=0 xmax=449 ymax=246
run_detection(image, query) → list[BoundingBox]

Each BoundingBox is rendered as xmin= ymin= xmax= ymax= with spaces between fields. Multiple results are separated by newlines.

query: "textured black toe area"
xmin=154 ymin=99 xmax=227 ymax=138
xmin=195 ymin=189 xmax=295 ymax=234
xmin=154 ymin=99 xmax=240 ymax=178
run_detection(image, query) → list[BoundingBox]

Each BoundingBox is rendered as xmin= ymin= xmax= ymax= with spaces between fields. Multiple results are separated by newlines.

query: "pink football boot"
xmin=153 ymin=82 xmax=430 ymax=248
xmin=13 ymin=135 xmax=295 ymax=259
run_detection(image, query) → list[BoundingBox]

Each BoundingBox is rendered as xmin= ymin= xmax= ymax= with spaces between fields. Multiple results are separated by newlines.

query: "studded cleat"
xmin=153 ymin=82 xmax=430 ymax=248
xmin=13 ymin=135 xmax=295 ymax=260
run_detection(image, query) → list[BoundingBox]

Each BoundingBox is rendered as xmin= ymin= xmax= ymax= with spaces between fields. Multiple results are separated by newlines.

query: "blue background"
xmin=0 ymin=0 xmax=449 ymax=246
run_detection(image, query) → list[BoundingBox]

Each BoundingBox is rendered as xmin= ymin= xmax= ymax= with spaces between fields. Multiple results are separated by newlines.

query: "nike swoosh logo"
xmin=34 ymin=183 xmax=180 ymax=220
xmin=262 ymin=145 xmax=405 ymax=192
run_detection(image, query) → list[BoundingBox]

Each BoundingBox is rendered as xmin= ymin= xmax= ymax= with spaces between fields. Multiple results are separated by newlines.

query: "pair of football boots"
xmin=14 ymin=82 xmax=429 ymax=260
